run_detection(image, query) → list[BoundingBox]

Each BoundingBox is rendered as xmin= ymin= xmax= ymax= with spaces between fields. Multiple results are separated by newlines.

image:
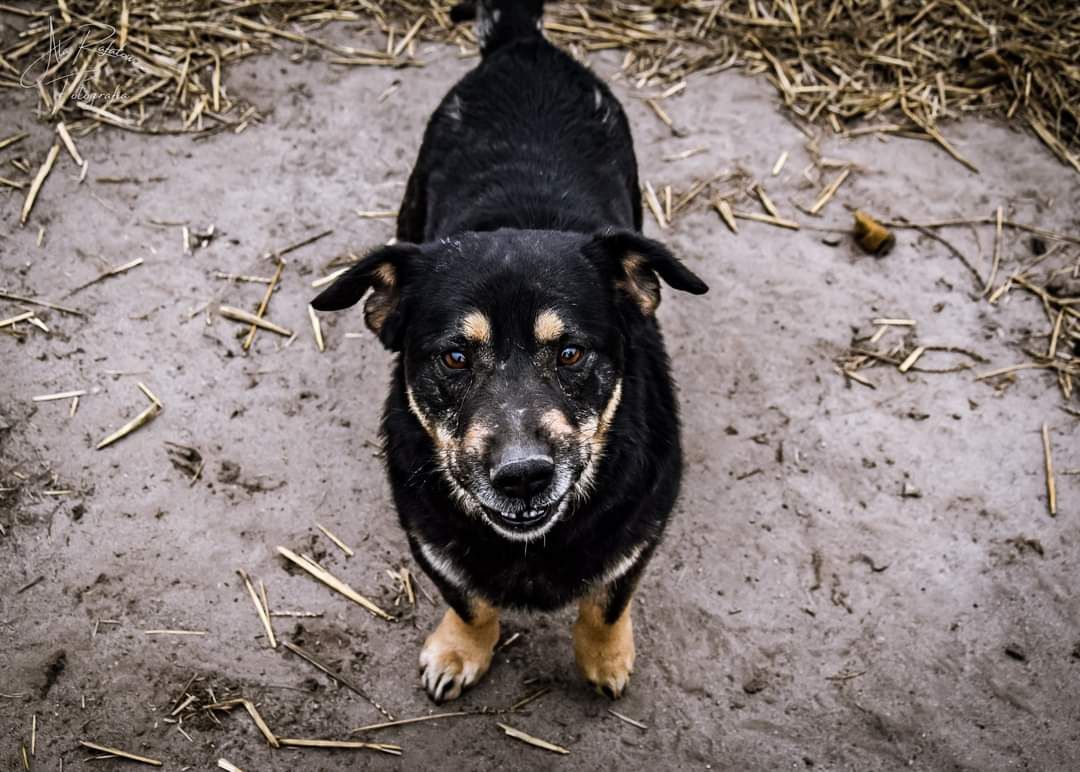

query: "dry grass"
xmin=2 ymin=2 xmax=1077 ymax=172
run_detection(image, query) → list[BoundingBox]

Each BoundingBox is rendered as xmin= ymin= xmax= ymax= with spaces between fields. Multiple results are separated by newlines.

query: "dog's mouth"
xmin=482 ymin=504 xmax=554 ymax=530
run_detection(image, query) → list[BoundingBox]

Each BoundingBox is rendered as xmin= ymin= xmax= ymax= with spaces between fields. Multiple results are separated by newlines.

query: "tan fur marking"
xmin=463 ymin=421 xmax=493 ymax=455
xmin=461 ymin=310 xmax=492 ymax=344
xmin=534 ymin=308 xmax=565 ymax=343
xmin=617 ymin=253 xmax=661 ymax=315
xmin=363 ymin=263 xmax=399 ymax=333
xmin=540 ymin=409 xmax=574 ymax=439
xmin=573 ymin=589 xmax=635 ymax=699
xmin=419 ymin=599 xmax=500 ymax=703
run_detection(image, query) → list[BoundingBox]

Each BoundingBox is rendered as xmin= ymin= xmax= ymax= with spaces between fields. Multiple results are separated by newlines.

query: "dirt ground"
xmin=2 ymin=23 xmax=1079 ymax=772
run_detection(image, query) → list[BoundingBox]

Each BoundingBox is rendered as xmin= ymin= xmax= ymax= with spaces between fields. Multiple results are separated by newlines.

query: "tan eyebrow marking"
xmin=534 ymin=308 xmax=565 ymax=344
xmin=461 ymin=310 xmax=492 ymax=343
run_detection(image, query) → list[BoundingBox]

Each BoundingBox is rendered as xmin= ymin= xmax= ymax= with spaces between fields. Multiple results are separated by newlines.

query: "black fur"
xmin=313 ymin=1 xmax=706 ymax=627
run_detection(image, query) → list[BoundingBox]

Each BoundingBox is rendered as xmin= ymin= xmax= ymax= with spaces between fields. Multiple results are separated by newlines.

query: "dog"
xmin=312 ymin=0 xmax=707 ymax=702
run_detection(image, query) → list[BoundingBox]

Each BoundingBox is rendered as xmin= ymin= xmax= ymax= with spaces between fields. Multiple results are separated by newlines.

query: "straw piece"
xmin=78 ymin=742 xmax=161 ymax=766
xmin=242 ymin=700 xmax=280 ymax=748
xmin=242 ymin=260 xmax=285 ymax=350
xmin=316 ymin=522 xmax=354 ymax=557
xmin=309 ymin=305 xmax=325 ymax=352
xmin=898 ymin=346 xmax=926 ymax=373
xmin=143 ymin=629 xmax=206 ymax=636
xmin=220 ymin=305 xmax=292 ymax=337
xmin=278 ymin=738 xmax=402 ymax=755
xmin=0 ymin=131 xmax=28 ymax=152
xmin=276 ymin=546 xmax=393 ymax=621
xmin=217 ymin=760 xmax=243 ymax=772
xmin=1042 ymin=423 xmax=1056 ymax=516
xmin=33 ymin=389 xmax=87 ymax=402
xmin=809 ymin=168 xmax=851 ymax=215
xmin=0 ymin=311 xmax=35 ymax=329
xmin=754 ymin=185 xmax=780 ymax=218
xmin=66 ymin=257 xmax=143 ymax=296
xmin=355 ymin=210 xmax=398 ymax=219
xmin=20 ymin=144 xmax=59 ymax=225
xmin=352 ymin=713 xmax=468 ymax=733
xmin=714 ymin=198 xmax=738 ymax=233
xmin=871 ymin=318 xmax=916 ymax=326
xmin=56 ymin=122 xmax=85 ymax=167
xmin=608 ymin=709 xmax=648 ymax=730
xmin=732 ymin=210 xmax=800 ymax=230
xmin=97 ymin=401 xmax=161 ymax=450
xmin=281 ymin=639 xmax=395 ymax=720
xmin=237 ymin=569 xmax=276 ymax=648
xmin=982 ymin=207 xmax=1004 ymax=296
xmin=771 ymin=151 xmax=788 ymax=176
xmin=642 ymin=181 xmax=667 ymax=229
xmin=496 ymin=723 xmax=570 ymax=755
xmin=0 ymin=291 xmax=83 ymax=316
xmin=312 ymin=267 xmax=349 ymax=288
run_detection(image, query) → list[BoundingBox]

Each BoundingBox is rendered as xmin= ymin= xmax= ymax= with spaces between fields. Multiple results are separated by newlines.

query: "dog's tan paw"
xmin=573 ymin=598 xmax=635 ymax=699
xmin=419 ymin=604 xmax=499 ymax=703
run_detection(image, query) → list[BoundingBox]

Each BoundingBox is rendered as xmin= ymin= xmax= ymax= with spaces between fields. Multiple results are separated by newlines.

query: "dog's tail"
xmin=449 ymin=0 xmax=545 ymax=56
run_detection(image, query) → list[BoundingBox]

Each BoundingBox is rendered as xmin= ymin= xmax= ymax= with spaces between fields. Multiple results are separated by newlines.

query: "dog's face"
xmin=313 ymin=229 xmax=706 ymax=541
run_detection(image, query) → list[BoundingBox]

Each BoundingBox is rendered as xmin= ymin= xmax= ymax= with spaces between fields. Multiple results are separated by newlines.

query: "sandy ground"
xmin=2 ymin=24 xmax=1079 ymax=772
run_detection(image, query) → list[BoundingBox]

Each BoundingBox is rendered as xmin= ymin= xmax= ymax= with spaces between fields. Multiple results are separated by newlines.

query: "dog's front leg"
xmin=573 ymin=583 xmax=636 ymax=699
xmin=419 ymin=597 xmax=500 ymax=703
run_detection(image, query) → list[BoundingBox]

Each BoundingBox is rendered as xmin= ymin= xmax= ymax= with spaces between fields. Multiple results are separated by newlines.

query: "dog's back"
xmin=397 ymin=0 xmax=642 ymax=242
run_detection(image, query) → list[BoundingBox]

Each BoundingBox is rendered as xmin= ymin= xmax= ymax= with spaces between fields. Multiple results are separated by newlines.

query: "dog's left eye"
xmin=441 ymin=350 xmax=470 ymax=370
xmin=557 ymin=346 xmax=584 ymax=367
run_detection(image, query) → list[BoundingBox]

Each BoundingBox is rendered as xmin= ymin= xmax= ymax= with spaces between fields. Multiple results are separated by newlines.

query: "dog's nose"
xmin=491 ymin=455 xmax=554 ymax=499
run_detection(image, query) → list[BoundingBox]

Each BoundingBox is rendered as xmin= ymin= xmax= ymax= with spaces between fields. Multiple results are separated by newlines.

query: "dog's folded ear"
xmin=586 ymin=230 xmax=708 ymax=316
xmin=310 ymin=242 xmax=420 ymax=350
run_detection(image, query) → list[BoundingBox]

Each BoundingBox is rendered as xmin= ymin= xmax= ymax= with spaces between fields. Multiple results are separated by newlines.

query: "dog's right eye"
xmin=441 ymin=350 xmax=470 ymax=370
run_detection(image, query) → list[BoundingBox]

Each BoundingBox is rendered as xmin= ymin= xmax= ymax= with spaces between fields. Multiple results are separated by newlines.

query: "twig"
xmin=78 ymin=742 xmax=161 ymax=766
xmin=281 ymin=640 xmax=394 ymax=721
xmin=1042 ymin=423 xmax=1056 ymax=516
xmin=241 ymin=260 xmax=285 ymax=350
xmin=20 ymin=144 xmax=60 ymax=225
xmin=496 ymin=723 xmax=570 ymax=755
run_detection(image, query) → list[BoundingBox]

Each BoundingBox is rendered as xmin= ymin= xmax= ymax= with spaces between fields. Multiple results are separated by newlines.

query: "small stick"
xmin=203 ymin=699 xmax=279 ymax=747
xmin=30 ymin=714 xmax=36 ymax=755
xmin=276 ymin=546 xmax=393 ymax=620
xmin=278 ymin=738 xmax=401 ymax=755
xmin=0 ymin=131 xmax=28 ymax=151
xmin=661 ymin=146 xmax=706 ymax=162
xmin=496 ymin=723 xmax=570 ymax=755
xmin=0 ymin=290 xmax=83 ymax=316
xmin=217 ymin=760 xmax=243 ymax=772
xmin=871 ymin=318 xmax=916 ymax=326
xmin=308 ymin=305 xmax=325 ymax=352
xmin=1048 ymin=310 xmax=1065 ymax=359
xmin=982 ymin=207 xmax=1003 ymax=296
xmin=220 ymin=305 xmax=292 ymax=337
xmin=78 ymin=742 xmax=161 ymax=766
xmin=70 ymin=396 xmax=79 ymax=417
xmin=608 ymin=709 xmax=647 ymax=730
xmin=644 ymin=97 xmax=675 ymax=131
xmin=214 ymin=273 xmax=274 ymax=284
xmin=809 ymin=168 xmax=851 ymax=215
xmin=975 ymin=362 xmax=1051 ymax=381
xmin=137 ymin=382 xmax=162 ymax=408
xmin=1042 ymin=423 xmax=1056 ymax=516
xmin=20 ymin=144 xmax=60 ymax=225
xmin=281 ymin=640 xmax=395 ymax=720
xmin=241 ymin=260 xmax=285 ymax=351
xmin=898 ymin=346 xmax=926 ymax=373
xmin=26 ymin=316 xmax=48 ymax=333
xmin=237 ymin=569 xmax=276 ymax=648
xmin=33 ymin=389 xmax=87 ymax=402
xmin=316 ymin=522 xmax=354 ymax=557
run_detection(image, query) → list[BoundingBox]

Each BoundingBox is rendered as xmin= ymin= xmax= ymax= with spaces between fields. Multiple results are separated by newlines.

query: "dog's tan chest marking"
xmin=573 ymin=589 xmax=635 ymax=699
xmin=419 ymin=600 xmax=500 ymax=703
xmin=534 ymin=308 xmax=565 ymax=344
xmin=461 ymin=310 xmax=492 ymax=344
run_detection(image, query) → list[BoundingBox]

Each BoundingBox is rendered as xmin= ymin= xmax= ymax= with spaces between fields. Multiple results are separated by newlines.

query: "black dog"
xmin=312 ymin=0 xmax=707 ymax=702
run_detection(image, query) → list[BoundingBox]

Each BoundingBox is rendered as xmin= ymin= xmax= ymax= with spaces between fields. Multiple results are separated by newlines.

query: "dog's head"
xmin=312 ymin=229 xmax=706 ymax=541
